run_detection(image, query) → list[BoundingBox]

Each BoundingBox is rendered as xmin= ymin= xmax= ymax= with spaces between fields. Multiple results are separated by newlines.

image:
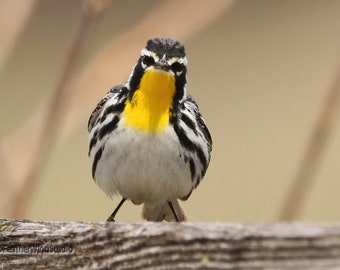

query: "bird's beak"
xmin=154 ymin=58 xmax=169 ymax=71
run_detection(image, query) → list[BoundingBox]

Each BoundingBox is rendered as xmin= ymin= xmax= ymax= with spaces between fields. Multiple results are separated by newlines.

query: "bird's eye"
xmin=142 ymin=56 xmax=155 ymax=66
xmin=171 ymin=62 xmax=183 ymax=73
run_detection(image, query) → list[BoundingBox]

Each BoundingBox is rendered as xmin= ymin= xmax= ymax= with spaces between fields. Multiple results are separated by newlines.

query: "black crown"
xmin=145 ymin=38 xmax=185 ymax=58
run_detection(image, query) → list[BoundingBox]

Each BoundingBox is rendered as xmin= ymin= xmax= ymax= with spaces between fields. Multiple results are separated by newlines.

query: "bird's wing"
xmin=87 ymin=84 xmax=125 ymax=132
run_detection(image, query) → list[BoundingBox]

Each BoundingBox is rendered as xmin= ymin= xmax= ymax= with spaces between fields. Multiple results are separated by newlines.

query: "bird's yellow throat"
xmin=123 ymin=69 xmax=176 ymax=132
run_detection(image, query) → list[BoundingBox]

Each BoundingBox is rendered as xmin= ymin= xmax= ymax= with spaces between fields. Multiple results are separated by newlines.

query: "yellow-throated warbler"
xmin=88 ymin=38 xmax=212 ymax=222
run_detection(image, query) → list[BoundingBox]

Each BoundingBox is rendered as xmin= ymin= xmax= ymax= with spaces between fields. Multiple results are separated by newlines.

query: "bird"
xmin=88 ymin=37 xmax=212 ymax=222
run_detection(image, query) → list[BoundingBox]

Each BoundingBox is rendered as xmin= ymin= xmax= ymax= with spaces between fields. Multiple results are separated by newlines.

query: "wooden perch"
xmin=1 ymin=219 xmax=340 ymax=269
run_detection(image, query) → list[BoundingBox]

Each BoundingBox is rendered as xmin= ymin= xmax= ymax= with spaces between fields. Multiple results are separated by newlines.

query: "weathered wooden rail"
xmin=1 ymin=219 xmax=340 ymax=269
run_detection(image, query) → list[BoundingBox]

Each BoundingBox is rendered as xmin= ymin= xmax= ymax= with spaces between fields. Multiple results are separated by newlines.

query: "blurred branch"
xmin=0 ymin=0 xmax=38 ymax=73
xmin=5 ymin=0 xmax=113 ymax=218
xmin=279 ymin=65 xmax=340 ymax=220
xmin=0 ymin=0 xmax=38 ymax=215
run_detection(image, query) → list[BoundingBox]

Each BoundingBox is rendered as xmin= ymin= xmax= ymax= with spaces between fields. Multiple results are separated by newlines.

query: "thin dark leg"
xmin=167 ymin=200 xmax=180 ymax=222
xmin=106 ymin=198 xmax=126 ymax=222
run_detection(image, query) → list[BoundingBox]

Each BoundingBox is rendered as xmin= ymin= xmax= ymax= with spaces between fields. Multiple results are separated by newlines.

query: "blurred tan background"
xmin=1 ymin=0 xmax=340 ymax=222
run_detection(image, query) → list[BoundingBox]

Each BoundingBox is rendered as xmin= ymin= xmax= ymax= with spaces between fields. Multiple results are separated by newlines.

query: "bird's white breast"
xmin=93 ymin=124 xmax=193 ymax=204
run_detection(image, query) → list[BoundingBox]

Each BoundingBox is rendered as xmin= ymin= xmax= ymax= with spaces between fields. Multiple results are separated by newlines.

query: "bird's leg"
xmin=167 ymin=200 xmax=180 ymax=222
xmin=106 ymin=198 xmax=127 ymax=222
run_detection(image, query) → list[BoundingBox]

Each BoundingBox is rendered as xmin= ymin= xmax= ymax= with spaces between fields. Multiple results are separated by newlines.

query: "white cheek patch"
xmin=177 ymin=57 xmax=188 ymax=66
xmin=141 ymin=48 xmax=151 ymax=57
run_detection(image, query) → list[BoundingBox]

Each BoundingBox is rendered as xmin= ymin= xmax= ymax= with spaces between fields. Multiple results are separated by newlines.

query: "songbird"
xmin=88 ymin=38 xmax=212 ymax=222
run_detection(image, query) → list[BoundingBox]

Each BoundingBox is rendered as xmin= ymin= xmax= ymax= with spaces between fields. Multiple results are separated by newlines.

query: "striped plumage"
xmin=88 ymin=38 xmax=212 ymax=222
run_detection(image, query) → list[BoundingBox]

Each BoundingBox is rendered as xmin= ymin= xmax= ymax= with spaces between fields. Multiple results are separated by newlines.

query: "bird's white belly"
xmin=95 ymin=125 xmax=192 ymax=204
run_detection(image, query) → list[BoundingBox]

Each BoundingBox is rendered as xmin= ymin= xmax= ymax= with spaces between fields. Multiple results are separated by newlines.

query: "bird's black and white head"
xmin=141 ymin=38 xmax=187 ymax=76
xmin=127 ymin=38 xmax=188 ymax=102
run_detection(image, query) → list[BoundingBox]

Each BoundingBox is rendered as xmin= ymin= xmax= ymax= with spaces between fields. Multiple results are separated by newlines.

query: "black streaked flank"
xmin=89 ymin=130 xmax=98 ymax=154
xmin=173 ymin=121 xmax=208 ymax=176
xmin=195 ymin=176 xmax=201 ymax=188
xmin=189 ymin=158 xmax=196 ymax=181
xmin=196 ymin=147 xmax=208 ymax=173
xmin=173 ymin=123 xmax=196 ymax=152
xmin=181 ymin=113 xmax=197 ymax=134
xmin=98 ymin=115 xmax=120 ymax=140
xmin=92 ymin=146 xmax=104 ymax=179
xmin=184 ymin=155 xmax=189 ymax=163
xmin=196 ymin=112 xmax=212 ymax=147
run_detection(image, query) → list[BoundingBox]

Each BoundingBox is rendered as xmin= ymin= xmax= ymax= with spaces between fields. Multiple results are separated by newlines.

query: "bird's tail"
xmin=142 ymin=199 xmax=187 ymax=222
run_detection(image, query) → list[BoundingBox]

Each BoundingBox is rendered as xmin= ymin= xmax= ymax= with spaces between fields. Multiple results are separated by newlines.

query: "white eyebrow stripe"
xmin=141 ymin=48 xmax=159 ymax=62
xmin=141 ymin=48 xmax=187 ymax=65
